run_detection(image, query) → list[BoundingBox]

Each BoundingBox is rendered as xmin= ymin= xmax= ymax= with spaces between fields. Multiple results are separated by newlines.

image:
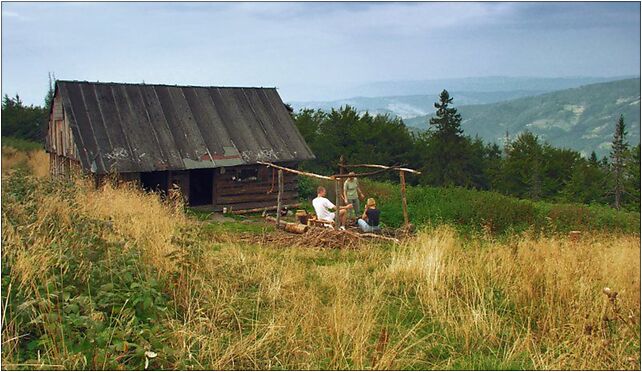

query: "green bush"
xmin=1 ymin=173 xmax=176 ymax=369
xmin=299 ymin=177 xmax=640 ymax=235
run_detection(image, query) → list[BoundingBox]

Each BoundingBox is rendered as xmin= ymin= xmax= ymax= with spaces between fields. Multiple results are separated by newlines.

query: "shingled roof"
xmin=53 ymin=80 xmax=315 ymax=174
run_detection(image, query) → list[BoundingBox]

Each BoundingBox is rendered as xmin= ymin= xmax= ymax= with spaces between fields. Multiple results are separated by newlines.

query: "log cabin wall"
xmin=47 ymin=93 xmax=81 ymax=178
xmin=213 ymin=162 xmax=299 ymax=211
xmin=131 ymin=164 xmax=298 ymax=211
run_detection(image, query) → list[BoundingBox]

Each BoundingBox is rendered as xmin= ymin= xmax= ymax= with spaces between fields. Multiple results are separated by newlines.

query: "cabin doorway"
xmin=189 ymin=169 xmax=214 ymax=206
xmin=140 ymin=171 xmax=169 ymax=195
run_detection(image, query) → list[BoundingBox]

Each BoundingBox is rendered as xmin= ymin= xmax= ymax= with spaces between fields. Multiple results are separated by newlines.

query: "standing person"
xmin=313 ymin=186 xmax=352 ymax=230
xmin=358 ymin=198 xmax=381 ymax=233
xmin=343 ymin=172 xmax=365 ymax=217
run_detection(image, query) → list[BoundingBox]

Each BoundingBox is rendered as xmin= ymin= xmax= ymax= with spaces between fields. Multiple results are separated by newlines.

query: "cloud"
xmin=1 ymin=2 xmax=640 ymax=105
xmin=2 ymin=10 xmax=29 ymax=21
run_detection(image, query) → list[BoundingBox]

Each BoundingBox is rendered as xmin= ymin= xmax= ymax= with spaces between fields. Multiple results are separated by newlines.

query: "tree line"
xmin=293 ymin=90 xmax=640 ymax=212
xmin=1 ymin=73 xmax=55 ymax=143
xmin=2 ymin=81 xmax=638 ymax=211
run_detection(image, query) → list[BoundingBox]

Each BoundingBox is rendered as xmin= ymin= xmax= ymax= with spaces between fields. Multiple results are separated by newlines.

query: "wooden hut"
xmin=46 ymin=80 xmax=315 ymax=211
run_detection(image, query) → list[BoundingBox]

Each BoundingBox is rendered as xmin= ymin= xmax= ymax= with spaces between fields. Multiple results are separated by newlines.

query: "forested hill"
xmin=405 ymin=78 xmax=641 ymax=158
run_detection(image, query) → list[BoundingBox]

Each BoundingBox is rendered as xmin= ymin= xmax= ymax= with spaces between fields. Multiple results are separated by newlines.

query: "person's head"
xmin=349 ymin=171 xmax=356 ymax=181
xmin=317 ymin=186 xmax=326 ymax=197
xmin=366 ymin=198 xmax=376 ymax=209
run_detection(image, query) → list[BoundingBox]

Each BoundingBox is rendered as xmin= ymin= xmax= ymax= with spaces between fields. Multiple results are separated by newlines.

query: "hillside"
xmin=289 ymin=76 xmax=636 ymax=118
xmin=405 ymin=78 xmax=641 ymax=157
xmin=291 ymin=90 xmax=547 ymax=119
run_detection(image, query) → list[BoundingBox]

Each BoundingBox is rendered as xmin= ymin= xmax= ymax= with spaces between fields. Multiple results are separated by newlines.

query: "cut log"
xmin=284 ymin=223 xmax=308 ymax=234
xmin=265 ymin=215 xmax=308 ymax=234
xmin=231 ymin=203 xmax=301 ymax=215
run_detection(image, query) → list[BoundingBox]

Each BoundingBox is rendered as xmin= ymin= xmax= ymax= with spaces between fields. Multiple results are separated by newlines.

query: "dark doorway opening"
xmin=140 ymin=171 xmax=168 ymax=195
xmin=189 ymin=169 xmax=213 ymax=206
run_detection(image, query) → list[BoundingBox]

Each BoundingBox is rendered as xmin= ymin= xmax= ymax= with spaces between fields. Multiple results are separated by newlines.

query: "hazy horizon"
xmin=2 ymin=2 xmax=640 ymax=106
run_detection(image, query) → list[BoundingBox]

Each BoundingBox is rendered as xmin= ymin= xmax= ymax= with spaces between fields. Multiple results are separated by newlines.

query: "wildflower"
xmin=144 ymin=351 xmax=157 ymax=370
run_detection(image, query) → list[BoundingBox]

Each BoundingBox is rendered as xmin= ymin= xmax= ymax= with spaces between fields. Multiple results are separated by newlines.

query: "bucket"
xmin=295 ymin=209 xmax=308 ymax=224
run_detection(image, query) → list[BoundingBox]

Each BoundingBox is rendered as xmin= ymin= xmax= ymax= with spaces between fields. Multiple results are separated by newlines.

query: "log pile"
xmin=264 ymin=215 xmax=400 ymax=248
xmin=257 ymin=227 xmax=367 ymax=249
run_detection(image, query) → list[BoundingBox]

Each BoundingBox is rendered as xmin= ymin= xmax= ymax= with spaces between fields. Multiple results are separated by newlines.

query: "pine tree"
xmin=422 ymin=90 xmax=471 ymax=186
xmin=610 ymin=114 xmax=629 ymax=209
xmin=430 ymin=90 xmax=463 ymax=140
xmin=589 ymin=151 xmax=599 ymax=167
xmin=45 ymin=72 xmax=56 ymax=111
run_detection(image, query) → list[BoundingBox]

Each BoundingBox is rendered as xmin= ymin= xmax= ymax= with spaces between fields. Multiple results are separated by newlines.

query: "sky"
xmin=1 ymin=1 xmax=640 ymax=106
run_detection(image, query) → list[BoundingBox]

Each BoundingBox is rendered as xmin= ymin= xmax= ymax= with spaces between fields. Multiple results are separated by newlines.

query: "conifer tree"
xmin=45 ymin=72 xmax=56 ymax=111
xmin=422 ymin=90 xmax=471 ymax=186
xmin=610 ymin=114 xmax=629 ymax=209
xmin=430 ymin=90 xmax=463 ymax=140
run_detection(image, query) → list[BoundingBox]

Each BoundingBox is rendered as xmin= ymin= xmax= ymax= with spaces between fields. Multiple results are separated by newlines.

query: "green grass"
xmin=1 ymin=136 xmax=43 ymax=152
xmin=2 ymin=168 xmax=639 ymax=370
xmin=300 ymin=178 xmax=640 ymax=236
xmin=200 ymin=219 xmax=276 ymax=236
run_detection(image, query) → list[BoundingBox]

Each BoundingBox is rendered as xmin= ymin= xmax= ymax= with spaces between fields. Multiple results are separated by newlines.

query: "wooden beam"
xmin=276 ymin=169 xmax=283 ymax=226
xmin=257 ymin=161 xmax=335 ymax=180
xmin=331 ymin=167 xmax=395 ymax=179
xmin=342 ymin=163 xmax=421 ymax=175
xmin=230 ymin=203 xmax=301 ymax=215
xmin=400 ymin=170 xmax=409 ymax=227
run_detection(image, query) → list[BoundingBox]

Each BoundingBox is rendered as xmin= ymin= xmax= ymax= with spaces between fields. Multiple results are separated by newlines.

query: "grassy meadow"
xmin=1 ymin=146 xmax=640 ymax=370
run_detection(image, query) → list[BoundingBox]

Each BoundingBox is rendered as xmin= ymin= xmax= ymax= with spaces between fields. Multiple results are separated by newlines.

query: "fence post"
xmin=400 ymin=170 xmax=409 ymax=227
xmin=276 ymin=169 xmax=283 ymax=226
xmin=335 ymin=179 xmax=341 ymax=228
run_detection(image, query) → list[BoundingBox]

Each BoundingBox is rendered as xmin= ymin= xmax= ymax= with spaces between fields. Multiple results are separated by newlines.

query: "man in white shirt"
xmin=312 ymin=186 xmax=352 ymax=229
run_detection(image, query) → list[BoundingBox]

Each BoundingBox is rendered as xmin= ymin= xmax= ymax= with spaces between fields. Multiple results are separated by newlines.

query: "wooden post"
xmin=276 ymin=169 xmax=283 ymax=226
xmin=400 ymin=170 xmax=409 ymax=227
xmin=338 ymin=156 xmax=346 ymax=210
xmin=335 ymin=179 xmax=341 ymax=228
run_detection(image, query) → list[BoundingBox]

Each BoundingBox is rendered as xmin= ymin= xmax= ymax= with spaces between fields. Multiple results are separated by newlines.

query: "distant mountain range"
xmin=290 ymin=90 xmax=548 ymax=119
xmin=289 ymin=76 xmax=636 ymax=117
xmin=289 ymin=76 xmax=640 ymax=158
xmin=405 ymin=78 xmax=640 ymax=158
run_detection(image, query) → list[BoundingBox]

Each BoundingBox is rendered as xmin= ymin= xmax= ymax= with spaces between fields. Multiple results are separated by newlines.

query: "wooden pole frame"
xmin=259 ymin=160 xmax=421 ymax=228
xmin=258 ymin=161 xmax=334 ymax=180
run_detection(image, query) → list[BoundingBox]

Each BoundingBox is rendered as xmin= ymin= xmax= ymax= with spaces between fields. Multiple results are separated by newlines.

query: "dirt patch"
xmin=208 ymin=213 xmax=236 ymax=222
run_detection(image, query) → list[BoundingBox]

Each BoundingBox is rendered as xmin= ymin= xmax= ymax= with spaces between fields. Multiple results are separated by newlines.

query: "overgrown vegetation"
xmin=307 ymin=177 xmax=640 ymax=236
xmin=1 ymin=80 xmax=640 ymax=369
xmin=293 ymin=92 xmax=641 ymax=211
xmin=1 ymin=150 xmax=640 ymax=370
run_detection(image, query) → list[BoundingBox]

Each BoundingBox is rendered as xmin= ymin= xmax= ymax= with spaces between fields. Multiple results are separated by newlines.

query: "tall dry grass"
xmin=1 ymin=146 xmax=49 ymax=178
xmin=387 ymin=228 xmax=640 ymax=369
xmin=1 ymin=152 xmax=639 ymax=370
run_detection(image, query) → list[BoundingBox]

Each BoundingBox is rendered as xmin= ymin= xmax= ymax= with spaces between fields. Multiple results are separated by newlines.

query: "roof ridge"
xmin=56 ymin=80 xmax=277 ymax=90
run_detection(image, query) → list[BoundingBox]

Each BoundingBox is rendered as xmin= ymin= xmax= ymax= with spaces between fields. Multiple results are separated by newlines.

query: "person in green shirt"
xmin=343 ymin=172 xmax=365 ymax=217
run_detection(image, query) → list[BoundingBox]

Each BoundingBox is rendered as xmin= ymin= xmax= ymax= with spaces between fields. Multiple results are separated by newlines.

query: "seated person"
xmin=358 ymin=198 xmax=381 ymax=233
xmin=312 ymin=186 xmax=352 ymax=230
